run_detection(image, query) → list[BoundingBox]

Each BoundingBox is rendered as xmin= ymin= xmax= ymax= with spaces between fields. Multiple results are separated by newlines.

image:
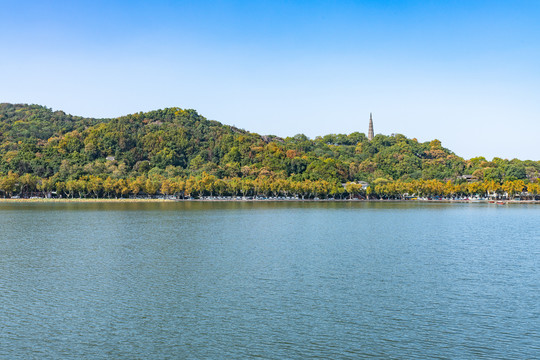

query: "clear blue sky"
xmin=1 ymin=0 xmax=539 ymax=160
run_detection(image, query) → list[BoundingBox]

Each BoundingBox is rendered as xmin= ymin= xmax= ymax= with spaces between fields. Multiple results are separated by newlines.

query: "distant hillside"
xmin=0 ymin=103 xmax=538 ymax=185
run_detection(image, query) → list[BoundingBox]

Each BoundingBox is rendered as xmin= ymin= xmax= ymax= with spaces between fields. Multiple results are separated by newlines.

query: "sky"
xmin=1 ymin=0 xmax=539 ymax=160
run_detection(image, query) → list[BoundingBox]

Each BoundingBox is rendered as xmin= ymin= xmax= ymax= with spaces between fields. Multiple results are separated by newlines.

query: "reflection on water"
xmin=1 ymin=202 xmax=539 ymax=358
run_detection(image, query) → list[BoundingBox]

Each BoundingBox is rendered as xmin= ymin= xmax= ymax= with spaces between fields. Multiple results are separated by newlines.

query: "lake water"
xmin=0 ymin=201 xmax=538 ymax=359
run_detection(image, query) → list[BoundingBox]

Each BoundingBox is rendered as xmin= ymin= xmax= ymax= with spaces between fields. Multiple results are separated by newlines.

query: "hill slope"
xmin=0 ymin=103 xmax=538 ymax=198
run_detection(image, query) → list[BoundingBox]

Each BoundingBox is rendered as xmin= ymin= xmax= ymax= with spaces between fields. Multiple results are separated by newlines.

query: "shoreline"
xmin=0 ymin=198 xmax=538 ymax=204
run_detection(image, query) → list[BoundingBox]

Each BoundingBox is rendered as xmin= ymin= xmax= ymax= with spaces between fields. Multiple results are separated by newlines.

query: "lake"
xmin=0 ymin=201 xmax=538 ymax=359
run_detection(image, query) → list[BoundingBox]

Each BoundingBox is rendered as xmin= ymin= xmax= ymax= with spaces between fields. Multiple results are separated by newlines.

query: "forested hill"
xmin=0 ymin=103 xmax=538 ymax=186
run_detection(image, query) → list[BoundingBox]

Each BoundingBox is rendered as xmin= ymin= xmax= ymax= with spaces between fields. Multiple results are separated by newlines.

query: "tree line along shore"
xmin=1 ymin=172 xmax=538 ymax=201
xmin=0 ymin=103 xmax=538 ymax=201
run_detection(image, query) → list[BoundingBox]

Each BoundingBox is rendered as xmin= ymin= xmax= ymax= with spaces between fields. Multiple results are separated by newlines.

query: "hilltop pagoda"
xmin=368 ymin=113 xmax=374 ymax=141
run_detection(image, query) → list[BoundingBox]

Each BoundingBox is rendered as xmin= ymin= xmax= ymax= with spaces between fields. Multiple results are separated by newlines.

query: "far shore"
xmin=0 ymin=198 xmax=538 ymax=204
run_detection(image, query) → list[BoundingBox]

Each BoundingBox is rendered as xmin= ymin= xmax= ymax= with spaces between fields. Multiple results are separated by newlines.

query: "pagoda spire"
xmin=368 ymin=113 xmax=374 ymax=141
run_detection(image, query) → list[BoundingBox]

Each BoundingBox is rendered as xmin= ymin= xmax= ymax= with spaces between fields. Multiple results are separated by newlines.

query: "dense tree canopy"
xmin=0 ymin=103 xmax=538 ymax=199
